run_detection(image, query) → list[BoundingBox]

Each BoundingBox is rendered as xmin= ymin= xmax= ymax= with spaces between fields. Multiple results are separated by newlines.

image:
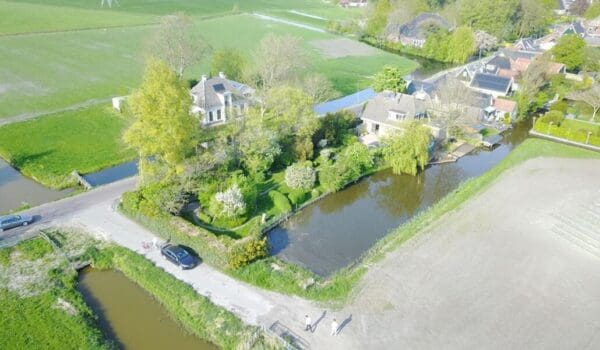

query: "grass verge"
xmin=0 ymin=104 xmax=135 ymax=189
xmin=224 ymin=138 xmax=600 ymax=304
xmin=0 ymin=233 xmax=109 ymax=350
xmin=88 ymin=246 xmax=281 ymax=350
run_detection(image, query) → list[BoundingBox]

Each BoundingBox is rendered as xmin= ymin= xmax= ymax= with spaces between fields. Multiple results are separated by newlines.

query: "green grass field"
xmin=11 ymin=0 xmax=341 ymax=17
xmin=0 ymin=105 xmax=135 ymax=189
xmin=0 ymin=1 xmax=156 ymax=35
xmin=0 ymin=290 xmax=108 ymax=350
xmin=0 ymin=13 xmax=416 ymax=118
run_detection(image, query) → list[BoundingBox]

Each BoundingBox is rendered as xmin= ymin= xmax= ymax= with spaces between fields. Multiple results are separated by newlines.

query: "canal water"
xmin=0 ymin=159 xmax=72 ymax=214
xmin=269 ymin=122 xmax=531 ymax=276
xmin=78 ymin=268 xmax=216 ymax=350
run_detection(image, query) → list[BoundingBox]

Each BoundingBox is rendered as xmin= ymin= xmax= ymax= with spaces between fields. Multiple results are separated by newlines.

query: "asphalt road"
xmin=0 ymin=177 xmax=137 ymax=245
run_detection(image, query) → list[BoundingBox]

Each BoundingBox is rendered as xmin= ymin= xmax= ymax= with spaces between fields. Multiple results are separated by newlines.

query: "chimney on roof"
xmin=201 ymin=75 xmax=207 ymax=82
xmin=219 ymin=72 xmax=226 ymax=79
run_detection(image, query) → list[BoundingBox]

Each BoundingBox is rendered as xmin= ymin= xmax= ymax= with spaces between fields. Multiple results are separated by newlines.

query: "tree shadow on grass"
xmin=10 ymin=150 xmax=54 ymax=170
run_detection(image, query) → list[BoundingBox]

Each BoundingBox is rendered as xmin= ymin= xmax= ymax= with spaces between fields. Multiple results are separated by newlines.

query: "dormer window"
xmin=388 ymin=111 xmax=407 ymax=121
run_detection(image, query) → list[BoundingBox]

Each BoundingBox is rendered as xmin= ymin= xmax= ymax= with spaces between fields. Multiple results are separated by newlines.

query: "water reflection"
xmin=78 ymin=268 xmax=216 ymax=350
xmin=269 ymin=122 xmax=531 ymax=276
xmin=0 ymin=159 xmax=71 ymax=213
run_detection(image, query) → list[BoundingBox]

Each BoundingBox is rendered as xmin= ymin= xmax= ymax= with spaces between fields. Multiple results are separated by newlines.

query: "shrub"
xmin=539 ymin=110 xmax=565 ymax=126
xmin=288 ymin=190 xmax=309 ymax=206
xmin=311 ymin=188 xmax=320 ymax=198
xmin=213 ymin=184 xmax=247 ymax=218
xmin=0 ymin=249 xmax=11 ymax=266
xmin=121 ymin=191 xmax=144 ymax=211
xmin=315 ymin=110 xmax=356 ymax=147
xmin=16 ymin=238 xmax=53 ymax=261
xmin=284 ymin=163 xmax=316 ymax=190
xmin=196 ymin=211 xmax=212 ymax=224
xmin=550 ymin=100 xmax=569 ymax=113
xmin=138 ymin=182 xmax=188 ymax=215
xmin=268 ymin=190 xmax=292 ymax=213
xmin=228 ymin=235 xmax=269 ymax=269
xmin=503 ymin=113 xmax=512 ymax=125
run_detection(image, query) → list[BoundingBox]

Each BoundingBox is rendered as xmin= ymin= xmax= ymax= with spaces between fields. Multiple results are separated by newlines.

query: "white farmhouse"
xmin=190 ymin=73 xmax=255 ymax=126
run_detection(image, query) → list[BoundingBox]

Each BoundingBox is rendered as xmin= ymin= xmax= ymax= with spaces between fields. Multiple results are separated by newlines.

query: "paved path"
xmin=3 ymin=157 xmax=599 ymax=349
xmin=1 ymin=176 xmax=354 ymax=349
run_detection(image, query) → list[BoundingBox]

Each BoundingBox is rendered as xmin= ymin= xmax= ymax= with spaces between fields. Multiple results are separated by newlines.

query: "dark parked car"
xmin=0 ymin=214 xmax=34 ymax=232
xmin=160 ymin=244 xmax=196 ymax=269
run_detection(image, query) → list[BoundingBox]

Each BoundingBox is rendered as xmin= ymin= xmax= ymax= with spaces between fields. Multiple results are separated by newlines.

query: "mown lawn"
xmin=0 ymin=1 xmax=156 ymax=35
xmin=0 ymin=233 xmax=109 ymax=350
xmin=0 ymin=104 xmax=135 ymax=189
xmin=14 ymin=0 xmax=336 ymax=16
xmin=0 ymin=289 xmax=108 ymax=350
xmin=0 ymin=13 xmax=417 ymax=118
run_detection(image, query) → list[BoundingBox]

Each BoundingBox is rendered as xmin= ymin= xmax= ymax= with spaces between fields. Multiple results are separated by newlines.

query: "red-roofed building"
xmin=492 ymin=98 xmax=518 ymax=119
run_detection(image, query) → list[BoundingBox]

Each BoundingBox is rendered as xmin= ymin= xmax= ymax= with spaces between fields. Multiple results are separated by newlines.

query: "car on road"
xmin=0 ymin=214 xmax=34 ymax=232
xmin=160 ymin=244 xmax=196 ymax=269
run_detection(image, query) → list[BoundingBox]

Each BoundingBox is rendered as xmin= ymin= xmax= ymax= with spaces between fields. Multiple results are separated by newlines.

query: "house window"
xmin=208 ymin=111 xmax=214 ymax=122
xmin=389 ymin=112 xmax=406 ymax=121
xmin=217 ymin=109 xmax=222 ymax=120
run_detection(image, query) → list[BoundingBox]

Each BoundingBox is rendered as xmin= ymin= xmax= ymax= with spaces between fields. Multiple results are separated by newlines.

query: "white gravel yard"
xmin=345 ymin=157 xmax=600 ymax=349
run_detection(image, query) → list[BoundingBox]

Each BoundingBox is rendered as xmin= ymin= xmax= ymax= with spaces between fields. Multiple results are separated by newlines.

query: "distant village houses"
xmin=339 ymin=0 xmax=368 ymax=8
xmin=392 ymin=13 xmax=453 ymax=48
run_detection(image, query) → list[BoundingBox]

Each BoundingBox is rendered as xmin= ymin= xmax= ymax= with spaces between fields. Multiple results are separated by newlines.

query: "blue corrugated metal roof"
xmin=313 ymin=88 xmax=376 ymax=116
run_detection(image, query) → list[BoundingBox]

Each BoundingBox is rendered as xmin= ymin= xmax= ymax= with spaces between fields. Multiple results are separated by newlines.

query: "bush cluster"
xmin=284 ymin=162 xmax=315 ymax=190
xmin=228 ymin=235 xmax=269 ymax=269
xmin=268 ymin=190 xmax=292 ymax=213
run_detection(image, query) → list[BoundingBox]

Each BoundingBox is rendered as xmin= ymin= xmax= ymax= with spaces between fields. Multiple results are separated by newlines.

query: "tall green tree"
xmin=210 ymin=48 xmax=247 ymax=82
xmin=586 ymin=3 xmax=600 ymax=19
xmin=459 ymin=0 xmax=519 ymax=39
xmin=424 ymin=29 xmax=450 ymax=61
xmin=372 ymin=66 xmax=407 ymax=93
xmin=266 ymin=87 xmax=319 ymax=161
xmin=124 ymin=59 xmax=196 ymax=181
xmin=552 ymin=34 xmax=586 ymax=72
xmin=237 ymin=109 xmax=281 ymax=181
xmin=147 ymin=13 xmax=208 ymax=78
xmin=365 ymin=0 xmax=392 ymax=37
xmin=382 ymin=122 xmax=431 ymax=176
xmin=516 ymin=0 xmax=552 ymax=38
xmin=447 ymin=26 xmax=476 ymax=63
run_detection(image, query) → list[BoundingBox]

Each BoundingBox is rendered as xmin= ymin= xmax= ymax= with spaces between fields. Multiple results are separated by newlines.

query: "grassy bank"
xmin=0 ymin=234 xmax=109 ymax=350
xmin=1 ymin=231 xmax=281 ymax=349
xmin=183 ymin=139 xmax=600 ymax=305
xmin=534 ymin=118 xmax=600 ymax=147
xmin=0 ymin=104 xmax=135 ymax=189
xmin=90 ymin=246 xmax=280 ymax=350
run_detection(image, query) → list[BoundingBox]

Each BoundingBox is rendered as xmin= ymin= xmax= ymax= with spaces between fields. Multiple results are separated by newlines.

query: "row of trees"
xmin=148 ymin=13 xmax=338 ymax=103
xmin=363 ymin=0 xmax=558 ymax=50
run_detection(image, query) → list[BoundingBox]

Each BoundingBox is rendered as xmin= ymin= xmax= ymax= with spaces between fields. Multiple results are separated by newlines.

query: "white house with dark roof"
xmin=190 ymin=73 xmax=255 ymax=126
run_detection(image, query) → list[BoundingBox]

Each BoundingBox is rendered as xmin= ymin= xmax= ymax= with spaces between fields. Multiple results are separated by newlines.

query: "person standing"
xmin=331 ymin=318 xmax=339 ymax=336
xmin=152 ymin=237 xmax=158 ymax=249
xmin=304 ymin=314 xmax=312 ymax=331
